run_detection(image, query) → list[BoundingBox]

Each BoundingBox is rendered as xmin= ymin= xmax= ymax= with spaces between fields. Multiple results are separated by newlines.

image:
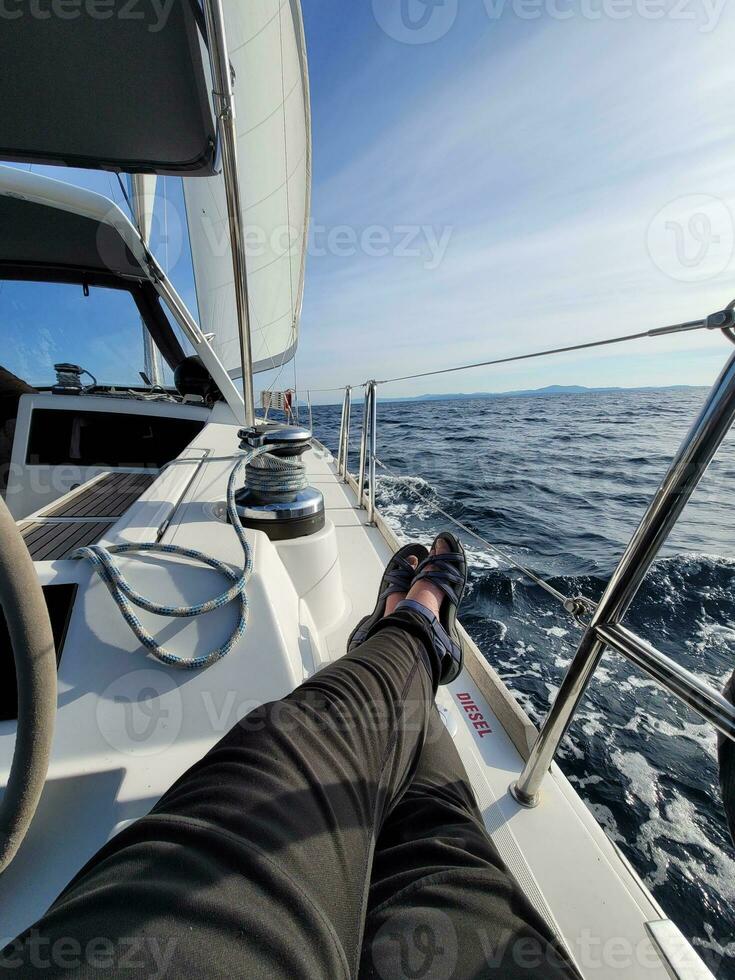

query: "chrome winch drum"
xmin=234 ymin=423 xmax=325 ymax=541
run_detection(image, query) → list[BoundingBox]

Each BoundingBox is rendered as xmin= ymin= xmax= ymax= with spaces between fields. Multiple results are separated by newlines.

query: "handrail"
xmin=357 ymin=386 xmax=369 ymax=505
xmin=512 ymin=342 xmax=735 ymax=806
xmin=357 ymin=382 xmax=377 ymax=523
xmin=371 ymin=452 xmax=735 ymax=746
xmin=337 ymin=386 xmax=352 ymax=481
xmin=346 ymin=321 xmax=735 ymax=810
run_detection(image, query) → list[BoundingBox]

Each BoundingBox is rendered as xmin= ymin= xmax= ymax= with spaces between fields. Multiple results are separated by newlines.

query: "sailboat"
xmin=0 ymin=2 xmax=732 ymax=976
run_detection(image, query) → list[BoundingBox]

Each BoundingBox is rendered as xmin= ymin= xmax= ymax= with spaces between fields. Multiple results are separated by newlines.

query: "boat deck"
xmin=0 ymin=415 xmax=695 ymax=976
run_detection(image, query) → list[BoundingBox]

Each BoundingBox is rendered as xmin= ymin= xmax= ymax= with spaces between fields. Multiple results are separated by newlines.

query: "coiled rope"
xmin=245 ymin=452 xmax=307 ymax=496
xmin=72 ymin=445 xmax=300 ymax=670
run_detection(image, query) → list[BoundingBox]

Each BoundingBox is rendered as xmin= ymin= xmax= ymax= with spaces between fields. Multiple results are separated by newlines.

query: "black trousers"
xmin=2 ymin=611 xmax=577 ymax=978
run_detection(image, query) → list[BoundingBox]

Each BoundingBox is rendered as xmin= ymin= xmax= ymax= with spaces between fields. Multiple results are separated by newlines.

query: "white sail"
xmin=184 ymin=0 xmax=311 ymax=379
xmin=130 ymin=174 xmax=158 ymax=245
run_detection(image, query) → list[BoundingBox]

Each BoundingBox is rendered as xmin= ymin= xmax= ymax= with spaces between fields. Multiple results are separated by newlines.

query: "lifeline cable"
xmin=298 ymin=308 xmax=731 ymax=393
xmin=373 ymin=455 xmax=590 ymax=617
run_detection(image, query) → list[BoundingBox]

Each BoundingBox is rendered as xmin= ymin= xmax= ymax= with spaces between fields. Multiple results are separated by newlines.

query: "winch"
xmin=234 ymin=423 xmax=325 ymax=541
xmin=52 ymin=363 xmax=95 ymax=395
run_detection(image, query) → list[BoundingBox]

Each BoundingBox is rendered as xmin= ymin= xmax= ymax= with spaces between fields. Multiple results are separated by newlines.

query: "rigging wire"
xmin=375 ymin=317 xmax=711 ymax=386
xmin=116 ymin=173 xmax=134 ymax=219
xmin=298 ymin=313 xmax=721 ymax=394
xmin=372 ymin=455 xmax=588 ymax=617
xmin=297 ymin=384 xmax=353 ymax=394
xmin=311 ymin=307 xmax=732 ymax=617
xmin=163 ymin=176 xmax=169 ymax=273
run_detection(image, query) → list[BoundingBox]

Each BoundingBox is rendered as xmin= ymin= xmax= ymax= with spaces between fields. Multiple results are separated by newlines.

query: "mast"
xmin=130 ymin=173 xmax=164 ymax=387
xmin=201 ymin=0 xmax=256 ymax=427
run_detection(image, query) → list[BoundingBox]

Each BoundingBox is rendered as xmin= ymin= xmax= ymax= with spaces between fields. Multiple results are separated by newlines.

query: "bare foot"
xmin=404 ymin=535 xmax=451 ymax=618
xmin=385 ymin=555 xmax=418 ymax=616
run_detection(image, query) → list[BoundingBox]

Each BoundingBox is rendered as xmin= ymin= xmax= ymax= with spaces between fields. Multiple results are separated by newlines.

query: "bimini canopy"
xmin=0 ymin=169 xmax=151 ymax=283
xmin=184 ymin=0 xmax=312 ymax=377
xmin=0 ymin=1 xmax=215 ymax=176
xmin=0 ymin=166 xmax=186 ymax=366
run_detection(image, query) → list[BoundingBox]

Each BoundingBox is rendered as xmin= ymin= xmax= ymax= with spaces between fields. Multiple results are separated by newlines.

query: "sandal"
xmin=395 ymin=531 xmax=467 ymax=684
xmin=347 ymin=542 xmax=429 ymax=652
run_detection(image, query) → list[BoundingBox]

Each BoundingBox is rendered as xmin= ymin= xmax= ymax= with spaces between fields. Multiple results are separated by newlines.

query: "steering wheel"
xmin=0 ymin=495 xmax=57 ymax=872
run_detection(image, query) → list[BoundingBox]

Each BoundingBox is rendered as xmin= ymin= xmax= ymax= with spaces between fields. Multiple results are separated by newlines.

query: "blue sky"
xmin=4 ymin=0 xmax=735 ymax=402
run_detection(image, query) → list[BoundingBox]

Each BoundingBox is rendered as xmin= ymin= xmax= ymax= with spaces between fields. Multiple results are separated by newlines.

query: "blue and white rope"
xmin=73 ymin=445 xmax=296 ymax=670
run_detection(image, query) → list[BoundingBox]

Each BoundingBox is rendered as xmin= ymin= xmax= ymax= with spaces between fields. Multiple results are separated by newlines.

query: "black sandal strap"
xmin=380 ymin=554 xmax=421 ymax=599
xmin=347 ymin=542 xmax=428 ymax=652
xmin=412 ymin=552 xmax=465 ymax=605
xmin=394 ymin=598 xmax=461 ymax=667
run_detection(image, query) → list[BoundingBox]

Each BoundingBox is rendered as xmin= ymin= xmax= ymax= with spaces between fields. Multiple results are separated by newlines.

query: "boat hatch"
xmin=18 ymin=471 xmax=158 ymax=562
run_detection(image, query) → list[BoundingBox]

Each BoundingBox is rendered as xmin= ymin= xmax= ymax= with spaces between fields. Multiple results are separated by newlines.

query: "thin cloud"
xmin=299 ymin=12 xmax=735 ymax=398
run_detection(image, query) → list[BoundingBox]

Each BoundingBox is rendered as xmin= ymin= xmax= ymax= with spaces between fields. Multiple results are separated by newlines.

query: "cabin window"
xmin=0 ymin=280 xmax=181 ymax=389
xmin=26 ymin=410 xmax=204 ymax=469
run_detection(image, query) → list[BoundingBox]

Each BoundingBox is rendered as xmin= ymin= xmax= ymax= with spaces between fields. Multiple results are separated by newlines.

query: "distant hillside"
xmin=382 ymin=384 xmax=702 ymax=403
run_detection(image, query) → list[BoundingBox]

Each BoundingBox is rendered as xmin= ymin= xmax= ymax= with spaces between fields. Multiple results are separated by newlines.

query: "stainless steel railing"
xmin=345 ymin=342 xmax=735 ymax=806
xmin=512 ymin=343 xmax=735 ymax=805
xmin=356 ymin=382 xmax=378 ymax=524
xmin=336 ymin=385 xmax=352 ymax=482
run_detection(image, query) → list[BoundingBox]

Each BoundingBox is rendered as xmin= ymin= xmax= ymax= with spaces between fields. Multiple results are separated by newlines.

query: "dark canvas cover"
xmin=0 ymin=0 xmax=216 ymax=175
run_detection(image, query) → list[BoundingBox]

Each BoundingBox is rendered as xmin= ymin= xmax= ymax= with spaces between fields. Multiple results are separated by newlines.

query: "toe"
xmin=429 ymin=534 xmax=452 ymax=560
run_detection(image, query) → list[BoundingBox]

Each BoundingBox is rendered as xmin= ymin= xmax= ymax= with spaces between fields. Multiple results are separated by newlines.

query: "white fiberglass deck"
xmin=0 ymin=412 xmax=697 ymax=976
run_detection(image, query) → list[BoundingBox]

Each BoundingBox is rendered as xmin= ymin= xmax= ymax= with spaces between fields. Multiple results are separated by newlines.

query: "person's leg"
xmin=360 ymin=708 xmax=579 ymax=979
xmin=1 ymin=607 xmax=440 ymax=980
